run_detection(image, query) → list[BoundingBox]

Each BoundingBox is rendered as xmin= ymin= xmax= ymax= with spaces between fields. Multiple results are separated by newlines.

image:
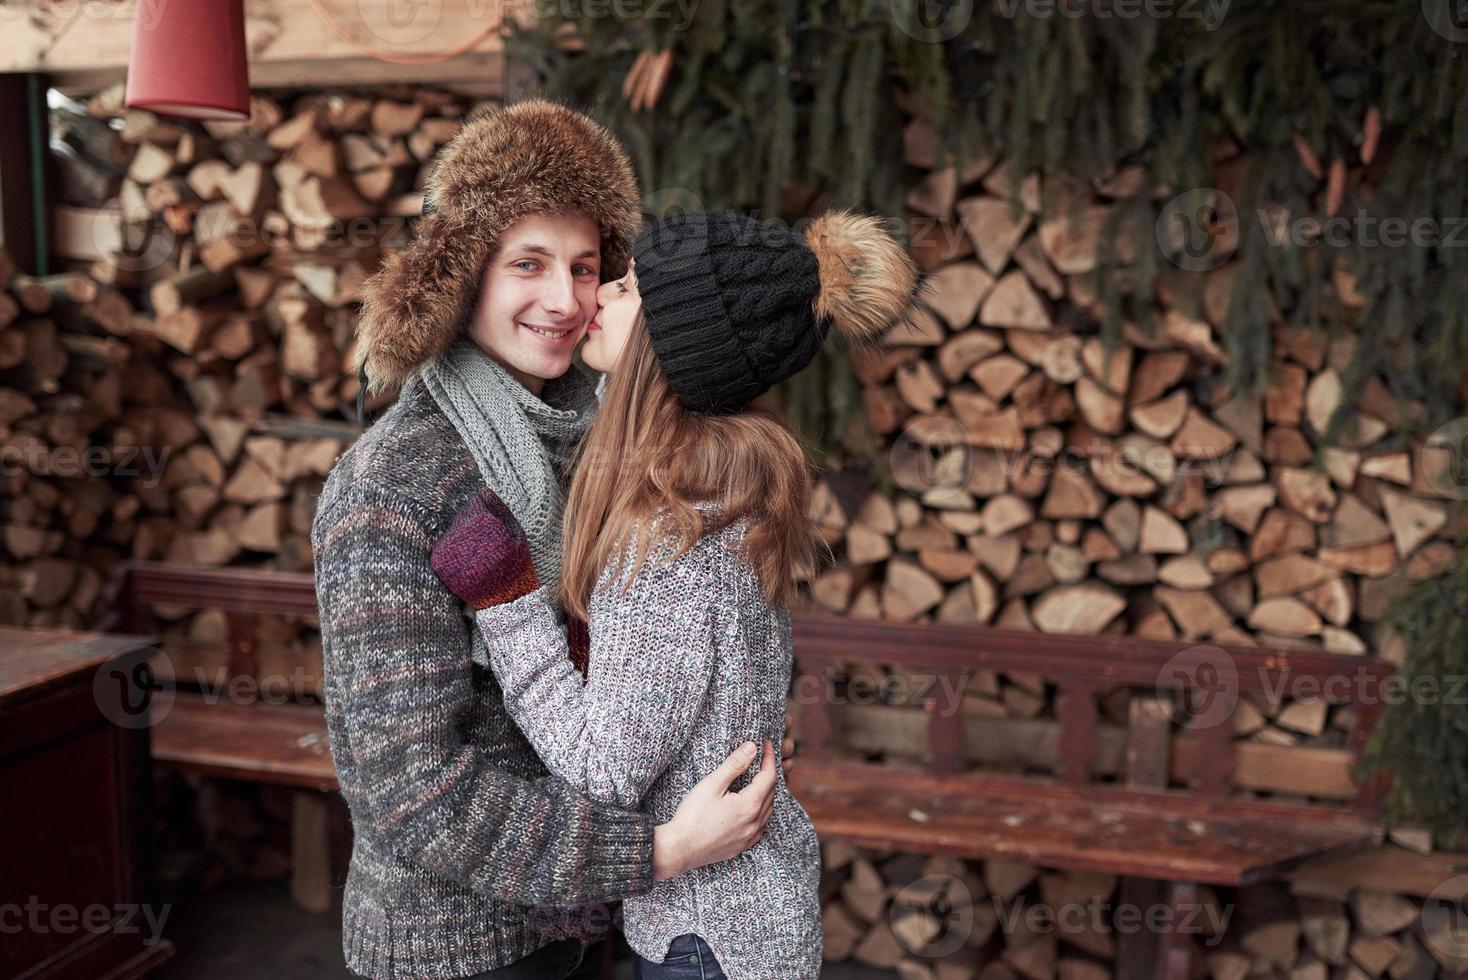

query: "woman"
xmin=430 ymin=208 xmax=921 ymax=979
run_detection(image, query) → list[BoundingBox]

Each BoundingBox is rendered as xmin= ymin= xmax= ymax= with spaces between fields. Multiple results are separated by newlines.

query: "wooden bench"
xmin=787 ymin=614 xmax=1396 ymax=979
xmin=98 ymin=561 xmax=341 ymax=911
xmin=102 ymin=561 xmax=1397 ymax=977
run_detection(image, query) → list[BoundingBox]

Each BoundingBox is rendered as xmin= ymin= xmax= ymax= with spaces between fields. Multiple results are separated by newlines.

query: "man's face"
xmin=466 ymin=212 xmax=602 ymax=395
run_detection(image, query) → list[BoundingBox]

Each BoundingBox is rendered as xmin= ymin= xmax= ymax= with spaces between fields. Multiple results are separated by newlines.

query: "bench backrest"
xmin=99 ymin=562 xmax=320 ymax=701
xmin=102 ymin=561 xmax=1395 ymax=811
xmin=792 ymin=613 xmax=1395 ymax=812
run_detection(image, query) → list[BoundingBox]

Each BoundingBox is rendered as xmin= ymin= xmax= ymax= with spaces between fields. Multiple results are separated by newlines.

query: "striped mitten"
xmin=430 ymin=489 xmax=540 ymax=609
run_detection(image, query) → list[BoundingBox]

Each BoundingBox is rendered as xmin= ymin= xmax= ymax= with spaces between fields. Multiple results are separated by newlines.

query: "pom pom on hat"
xmin=803 ymin=209 xmax=920 ymax=343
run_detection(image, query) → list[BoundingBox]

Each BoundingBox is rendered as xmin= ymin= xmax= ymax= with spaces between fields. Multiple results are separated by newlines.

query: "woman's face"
xmin=582 ymin=260 xmax=642 ymax=374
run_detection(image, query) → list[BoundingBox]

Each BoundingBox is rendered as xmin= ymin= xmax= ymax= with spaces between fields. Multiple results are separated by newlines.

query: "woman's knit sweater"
xmin=309 ymin=376 xmax=656 ymax=979
xmin=474 ymin=514 xmax=823 ymax=980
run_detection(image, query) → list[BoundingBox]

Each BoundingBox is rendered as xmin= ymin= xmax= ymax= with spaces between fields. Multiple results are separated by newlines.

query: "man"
xmin=310 ymin=100 xmax=778 ymax=980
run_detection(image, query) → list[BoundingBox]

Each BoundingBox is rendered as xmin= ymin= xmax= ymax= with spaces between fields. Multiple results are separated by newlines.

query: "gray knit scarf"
xmin=419 ymin=338 xmax=597 ymax=591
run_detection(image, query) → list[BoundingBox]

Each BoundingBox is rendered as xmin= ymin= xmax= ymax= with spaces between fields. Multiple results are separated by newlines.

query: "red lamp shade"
xmin=125 ymin=0 xmax=251 ymax=121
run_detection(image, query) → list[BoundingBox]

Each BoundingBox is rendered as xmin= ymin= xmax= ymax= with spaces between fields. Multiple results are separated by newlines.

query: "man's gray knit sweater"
xmin=474 ymin=516 xmax=823 ymax=979
xmin=309 ymin=376 xmax=655 ymax=979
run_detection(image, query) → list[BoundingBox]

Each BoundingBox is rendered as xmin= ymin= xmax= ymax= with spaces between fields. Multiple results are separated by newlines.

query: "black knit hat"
xmin=633 ymin=209 xmax=921 ymax=416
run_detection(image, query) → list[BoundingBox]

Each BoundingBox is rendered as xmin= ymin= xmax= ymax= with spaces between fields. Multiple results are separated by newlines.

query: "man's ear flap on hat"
xmin=354 ymin=211 xmax=493 ymax=393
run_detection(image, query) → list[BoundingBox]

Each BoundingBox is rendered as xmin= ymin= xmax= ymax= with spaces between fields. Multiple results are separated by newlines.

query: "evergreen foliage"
xmin=513 ymin=1 xmax=1468 ymax=834
xmin=1360 ymin=537 xmax=1468 ymax=843
xmin=512 ymin=1 xmax=1468 ymax=452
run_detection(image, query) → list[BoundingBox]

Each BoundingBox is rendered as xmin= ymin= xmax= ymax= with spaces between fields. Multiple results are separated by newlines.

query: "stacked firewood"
xmin=801 ymin=119 xmax=1466 ymax=789
xmin=2 ymin=85 xmax=481 ymax=893
xmin=1 ymin=83 xmax=481 ymax=628
xmin=0 ymin=245 xmax=139 ymax=627
xmin=8 ymin=82 xmax=1467 ymax=968
xmin=814 ymin=121 xmax=1463 ymax=645
xmin=60 ymin=80 xmax=469 ymax=420
xmin=31 ymin=89 xmax=1464 ymax=665
xmin=817 ymin=841 xmax=1468 ymax=979
xmin=0 ymin=245 xmax=349 ymax=629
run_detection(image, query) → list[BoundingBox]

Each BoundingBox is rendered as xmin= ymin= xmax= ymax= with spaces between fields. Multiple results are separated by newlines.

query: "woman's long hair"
xmin=558 ymin=312 xmax=819 ymax=620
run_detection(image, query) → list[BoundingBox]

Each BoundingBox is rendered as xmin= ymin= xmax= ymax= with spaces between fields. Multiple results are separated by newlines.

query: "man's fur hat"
xmin=353 ymin=99 xmax=641 ymax=394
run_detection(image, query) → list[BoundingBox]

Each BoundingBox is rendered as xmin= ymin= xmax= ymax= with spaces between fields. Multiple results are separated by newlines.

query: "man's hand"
xmin=652 ymin=740 xmax=778 ymax=881
xmin=430 ymin=488 xmax=540 ymax=609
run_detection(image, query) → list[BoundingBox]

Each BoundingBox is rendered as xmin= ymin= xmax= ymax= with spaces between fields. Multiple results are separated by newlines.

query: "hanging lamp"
xmin=124 ymin=0 xmax=251 ymax=121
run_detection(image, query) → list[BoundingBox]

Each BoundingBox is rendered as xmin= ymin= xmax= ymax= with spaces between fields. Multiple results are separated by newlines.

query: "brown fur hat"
xmin=354 ymin=99 xmax=641 ymax=394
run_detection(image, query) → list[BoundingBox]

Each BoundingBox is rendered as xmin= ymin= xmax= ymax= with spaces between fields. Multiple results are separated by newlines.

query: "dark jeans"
xmin=465 ymin=938 xmax=604 ymax=979
xmin=633 ymin=934 xmax=727 ymax=980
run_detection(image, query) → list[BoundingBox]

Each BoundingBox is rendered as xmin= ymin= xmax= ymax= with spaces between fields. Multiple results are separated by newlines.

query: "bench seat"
xmin=789 ymin=761 xmax=1384 ymax=887
xmin=149 ymin=693 xmax=337 ymax=793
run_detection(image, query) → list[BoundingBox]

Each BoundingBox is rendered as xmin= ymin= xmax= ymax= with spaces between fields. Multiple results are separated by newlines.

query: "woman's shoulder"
xmin=659 ymin=502 xmax=756 ymax=566
xmin=594 ymin=503 xmax=754 ymax=595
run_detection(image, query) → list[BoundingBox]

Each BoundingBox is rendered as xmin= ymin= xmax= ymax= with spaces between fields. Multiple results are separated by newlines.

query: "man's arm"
xmin=312 ymin=481 xmax=656 ymax=906
xmin=476 ymin=550 xmax=723 ymax=809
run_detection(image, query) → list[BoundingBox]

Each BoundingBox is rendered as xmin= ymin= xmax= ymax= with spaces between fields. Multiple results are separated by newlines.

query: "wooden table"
xmin=0 ymin=626 xmax=176 ymax=979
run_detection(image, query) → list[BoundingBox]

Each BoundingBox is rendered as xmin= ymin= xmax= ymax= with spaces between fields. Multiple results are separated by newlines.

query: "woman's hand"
xmin=430 ymin=488 xmax=541 ymax=609
xmin=651 ymin=740 xmax=779 ymax=880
